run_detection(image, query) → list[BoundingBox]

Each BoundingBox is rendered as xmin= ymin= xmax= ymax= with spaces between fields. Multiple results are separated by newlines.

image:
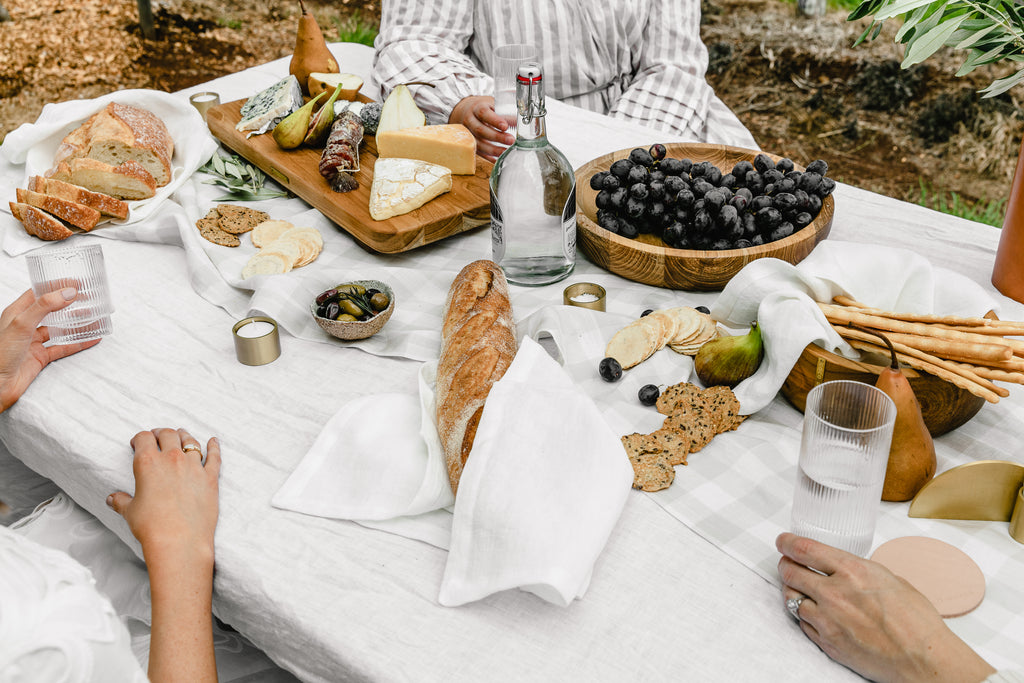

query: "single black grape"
xmin=711 ymin=239 xmax=732 ymax=250
xmin=619 ymin=219 xmax=640 ymax=239
xmin=638 ymin=384 xmax=661 ymax=406
xmin=735 ymin=187 xmax=753 ymax=202
xmin=794 ymin=189 xmax=812 ymax=211
xmin=610 ymin=159 xmax=634 ymax=179
xmin=755 ymin=206 xmax=783 ymax=230
xmin=753 ymin=153 xmax=776 ymax=173
xmin=704 ymin=189 xmax=726 ymax=213
xmin=798 ymin=172 xmax=823 ymax=194
xmin=663 ymin=221 xmax=686 ymax=247
xmin=775 ymin=177 xmax=796 ymax=194
xmin=589 ymin=172 xmax=608 ymax=191
xmin=692 ymin=179 xmax=715 ymax=197
xmin=745 ymin=170 xmax=765 ymax=195
xmin=773 ymin=192 xmax=798 ymax=213
xmin=600 ymin=215 xmax=621 ymax=234
xmin=720 ymin=173 xmax=737 ymax=189
xmin=793 ymin=211 xmax=813 ymax=228
xmin=641 ymin=309 xmax=654 ymax=317
xmin=660 ymin=158 xmax=686 ymax=176
xmin=732 ymin=160 xmax=754 ymax=178
xmin=675 ymin=188 xmax=695 ymax=209
xmin=629 ymin=147 xmax=655 ymax=167
xmin=776 ymin=158 xmax=795 ymax=174
xmin=751 ymin=233 xmax=765 ymax=246
xmin=769 ymin=222 xmax=795 ymax=242
xmin=609 ymin=187 xmax=629 ymax=210
xmin=678 ymin=158 xmax=694 ymax=175
xmin=805 ymin=159 xmax=828 ymax=176
xmin=664 ymin=175 xmax=688 ymax=195
xmin=763 ymin=168 xmax=784 ymax=185
xmin=705 ymin=166 xmax=723 ymax=186
xmin=742 ymin=211 xmax=757 ymax=236
xmin=734 ymin=238 xmax=752 ymax=248
xmin=693 ymin=209 xmax=713 ymax=234
xmin=750 ymin=195 xmax=773 ymax=213
xmin=628 ymin=164 xmax=650 ymax=184
xmin=729 ymin=194 xmax=749 ymax=212
xmin=595 ymin=190 xmax=612 ymax=210
xmin=807 ymin=194 xmax=822 ymax=216
xmin=818 ymin=177 xmax=836 ymax=197
xmin=649 ymin=143 xmax=667 ymax=162
xmin=629 ymin=182 xmax=649 ymax=200
xmin=675 ymin=206 xmax=691 ymax=224
xmin=599 ymin=357 xmax=623 ymax=382
xmin=717 ymin=204 xmax=740 ymax=233
xmin=626 ymin=197 xmax=646 ymax=219
xmin=648 ymin=181 xmax=666 ymax=201
xmin=602 ymin=173 xmax=622 ymax=191
xmin=649 ymin=170 xmax=666 ymax=185
xmin=696 ymin=305 xmax=711 ymax=314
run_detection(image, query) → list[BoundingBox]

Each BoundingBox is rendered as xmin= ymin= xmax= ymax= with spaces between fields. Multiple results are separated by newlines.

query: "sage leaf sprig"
xmin=849 ymin=0 xmax=1024 ymax=97
xmin=198 ymin=153 xmax=289 ymax=201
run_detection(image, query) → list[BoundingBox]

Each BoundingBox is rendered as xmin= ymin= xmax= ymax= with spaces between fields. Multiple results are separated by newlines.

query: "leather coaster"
xmin=870 ymin=536 xmax=985 ymax=618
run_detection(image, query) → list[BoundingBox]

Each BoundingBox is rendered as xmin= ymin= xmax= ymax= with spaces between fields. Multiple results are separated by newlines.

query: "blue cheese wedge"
xmin=236 ymin=75 xmax=303 ymax=136
xmin=369 ymin=158 xmax=452 ymax=221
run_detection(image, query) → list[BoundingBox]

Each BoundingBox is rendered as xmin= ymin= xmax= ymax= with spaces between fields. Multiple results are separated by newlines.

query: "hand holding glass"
xmin=25 ymin=243 xmax=113 ymax=346
xmin=791 ymin=380 xmax=896 ymax=557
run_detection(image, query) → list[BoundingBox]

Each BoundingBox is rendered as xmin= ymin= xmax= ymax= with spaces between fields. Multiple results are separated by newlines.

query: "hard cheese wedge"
xmin=375 ymin=124 xmax=476 ymax=175
xmin=369 ymin=158 xmax=452 ymax=221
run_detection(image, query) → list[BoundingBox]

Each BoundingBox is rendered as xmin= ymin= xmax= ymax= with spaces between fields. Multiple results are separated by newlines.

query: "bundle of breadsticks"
xmin=819 ymin=295 xmax=1024 ymax=404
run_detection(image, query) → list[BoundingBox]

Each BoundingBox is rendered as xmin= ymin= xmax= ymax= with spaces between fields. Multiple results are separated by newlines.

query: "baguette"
xmin=436 ymin=260 xmax=517 ymax=495
xmin=28 ymin=175 xmax=129 ymax=220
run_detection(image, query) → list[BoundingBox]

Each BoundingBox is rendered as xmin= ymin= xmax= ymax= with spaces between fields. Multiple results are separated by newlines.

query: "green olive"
xmin=339 ymin=299 xmax=364 ymax=317
xmin=370 ymin=292 xmax=390 ymax=312
xmin=336 ymin=313 xmax=359 ymax=322
xmin=335 ymin=283 xmax=366 ymax=296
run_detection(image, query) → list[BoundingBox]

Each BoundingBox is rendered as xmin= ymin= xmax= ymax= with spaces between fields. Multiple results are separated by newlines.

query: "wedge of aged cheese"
xmin=369 ymin=158 xmax=452 ymax=221
xmin=375 ymin=124 xmax=476 ymax=175
xmin=236 ymin=75 xmax=303 ymax=136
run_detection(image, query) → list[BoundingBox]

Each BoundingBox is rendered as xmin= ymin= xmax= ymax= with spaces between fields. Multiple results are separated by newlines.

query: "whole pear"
xmin=272 ymin=91 xmax=326 ymax=149
xmin=694 ymin=322 xmax=764 ymax=388
xmin=289 ymin=0 xmax=339 ymax=96
xmin=865 ymin=327 xmax=936 ymax=501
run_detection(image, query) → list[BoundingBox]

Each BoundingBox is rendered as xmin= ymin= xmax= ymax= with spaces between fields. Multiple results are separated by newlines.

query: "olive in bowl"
xmin=310 ymin=279 xmax=395 ymax=340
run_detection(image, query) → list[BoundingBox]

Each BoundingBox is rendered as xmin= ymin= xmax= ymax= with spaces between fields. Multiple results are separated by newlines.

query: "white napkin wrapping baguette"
xmin=714 ymin=240 xmax=1000 ymax=414
xmin=1 ymin=89 xmax=218 ymax=256
xmin=274 ymin=306 xmax=689 ymax=605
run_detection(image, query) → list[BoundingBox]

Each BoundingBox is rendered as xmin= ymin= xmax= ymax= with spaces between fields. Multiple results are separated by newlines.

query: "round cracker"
xmin=251 ymin=220 xmax=295 ymax=248
xmin=241 ymin=252 xmax=289 ymax=279
xmin=606 ymin=317 xmax=664 ymax=369
xmin=665 ymin=307 xmax=703 ymax=344
xmin=646 ymin=310 xmax=680 ymax=342
xmin=260 ymin=239 xmax=302 ymax=267
xmin=282 ymin=226 xmax=323 ymax=248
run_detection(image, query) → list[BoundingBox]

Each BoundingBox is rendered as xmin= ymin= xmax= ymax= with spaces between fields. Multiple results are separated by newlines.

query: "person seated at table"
xmin=372 ymin=0 xmax=757 ymax=162
xmin=0 ymin=290 xmax=291 ymax=681
xmin=776 ymin=532 xmax=1023 ymax=683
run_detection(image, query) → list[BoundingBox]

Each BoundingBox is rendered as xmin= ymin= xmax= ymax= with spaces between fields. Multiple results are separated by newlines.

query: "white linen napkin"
xmin=1 ymin=88 xmax=218 ymax=256
xmin=713 ymin=240 xmax=1000 ymax=414
xmin=273 ymin=305 xmax=686 ymax=605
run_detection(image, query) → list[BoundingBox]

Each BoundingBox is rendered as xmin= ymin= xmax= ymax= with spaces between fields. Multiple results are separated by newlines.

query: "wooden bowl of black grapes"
xmin=575 ymin=142 xmax=834 ymax=291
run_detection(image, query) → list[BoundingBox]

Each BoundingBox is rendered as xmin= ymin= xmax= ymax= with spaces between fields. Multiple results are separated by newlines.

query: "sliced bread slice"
xmin=16 ymin=188 xmax=101 ymax=231
xmin=28 ymin=176 xmax=129 ymax=220
xmin=51 ymin=158 xmax=156 ymax=201
xmin=10 ymin=202 xmax=75 ymax=241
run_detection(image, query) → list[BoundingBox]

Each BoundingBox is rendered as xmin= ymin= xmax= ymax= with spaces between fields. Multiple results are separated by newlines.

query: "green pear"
xmin=272 ymin=91 xmax=326 ymax=150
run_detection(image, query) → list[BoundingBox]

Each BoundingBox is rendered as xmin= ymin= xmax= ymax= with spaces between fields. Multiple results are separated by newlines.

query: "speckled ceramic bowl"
xmin=310 ymin=279 xmax=395 ymax=341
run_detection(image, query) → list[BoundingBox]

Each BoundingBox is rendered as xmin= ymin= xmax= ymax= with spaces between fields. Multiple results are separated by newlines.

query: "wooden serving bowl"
xmin=780 ymin=343 xmax=985 ymax=436
xmin=575 ymin=142 xmax=834 ymax=290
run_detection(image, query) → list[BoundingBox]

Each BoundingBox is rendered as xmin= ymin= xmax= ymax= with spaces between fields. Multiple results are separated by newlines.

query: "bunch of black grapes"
xmin=588 ymin=144 xmax=835 ymax=250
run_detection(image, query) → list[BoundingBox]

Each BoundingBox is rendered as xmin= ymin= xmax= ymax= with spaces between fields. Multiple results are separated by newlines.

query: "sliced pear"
xmin=272 ymin=91 xmax=327 ymax=149
xmin=376 ymin=84 xmax=426 ymax=134
xmin=308 ymin=72 xmax=363 ymax=100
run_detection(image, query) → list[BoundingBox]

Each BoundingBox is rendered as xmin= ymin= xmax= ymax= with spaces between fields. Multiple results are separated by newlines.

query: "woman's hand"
xmin=0 ymin=288 xmax=100 ymax=413
xmin=776 ymin=532 xmax=994 ymax=683
xmin=108 ymin=428 xmax=221 ymax=565
xmin=450 ymin=95 xmax=515 ymax=162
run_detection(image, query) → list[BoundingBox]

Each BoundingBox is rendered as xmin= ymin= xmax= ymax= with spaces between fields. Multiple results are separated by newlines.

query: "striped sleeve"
xmin=372 ymin=0 xmax=492 ymax=125
xmin=607 ymin=0 xmax=714 ymax=140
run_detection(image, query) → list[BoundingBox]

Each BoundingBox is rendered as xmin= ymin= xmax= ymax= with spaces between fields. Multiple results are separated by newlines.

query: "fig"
xmin=694 ymin=322 xmax=764 ymax=388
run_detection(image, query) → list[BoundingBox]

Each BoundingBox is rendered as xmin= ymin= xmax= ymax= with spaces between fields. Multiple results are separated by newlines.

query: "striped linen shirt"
xmin=372 ymin=0 xmax=757 ymax=149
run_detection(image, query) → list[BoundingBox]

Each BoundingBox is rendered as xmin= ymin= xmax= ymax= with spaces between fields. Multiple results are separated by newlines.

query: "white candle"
xmin=236 ymin=321 xmax=274 ymax=338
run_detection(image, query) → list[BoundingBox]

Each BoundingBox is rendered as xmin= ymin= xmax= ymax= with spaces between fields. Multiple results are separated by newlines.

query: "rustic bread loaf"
xmin=52 ymin=102 xmax=173 ymax=186
xmin=436 ymin=260 xmax=517 ymax=495
xmin=9 ymin=202 xmax=74 ymax=241
xmin=49 ymin=158 xmax=157 ymax=200
xmin=28 ymin=176 xmax=129 ymax=220
xmin=15 ymin=188 xmax=101 ymax=231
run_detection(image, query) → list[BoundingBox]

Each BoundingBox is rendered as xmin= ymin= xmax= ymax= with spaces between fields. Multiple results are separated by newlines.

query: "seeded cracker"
xmin=656 ymin=382 xmax=703 ymax=415
xmin=628 ymin=452 xmax=675 ymax=492
xmin=197 ymin=216 xmax=240 ymax=247
xmin=216 ymin=205 xmax=269 ymax=234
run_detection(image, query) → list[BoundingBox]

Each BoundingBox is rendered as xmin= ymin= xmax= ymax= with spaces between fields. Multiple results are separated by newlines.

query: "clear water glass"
xmin=492 ymin=44 xmax=537 ymax=134
xmin=25 ymin=243 xmax=113 ymax=346
xmin=790 ymin=380 xmax=896 ymax=557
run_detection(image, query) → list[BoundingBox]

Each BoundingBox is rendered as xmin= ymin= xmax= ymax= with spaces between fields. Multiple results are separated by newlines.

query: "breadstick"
xmin=931 ymin=323 xmax=1024 ymax=336
xmin=835 ymin=327 xmax=1005 ymax=401
xmin=949 ymin=361 xmax=1024 ymax=385
xmin=819 ymin=302 xmax=1024 ymax=355
xmin=875 ymin=330 xmax=1012 ymax=363
xmin=831 ymin=295 xmax=992 ymax=327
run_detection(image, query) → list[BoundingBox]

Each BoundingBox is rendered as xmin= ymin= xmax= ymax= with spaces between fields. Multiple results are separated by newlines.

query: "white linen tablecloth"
xmin=1 ymin=43 xmax=1023 ymax=681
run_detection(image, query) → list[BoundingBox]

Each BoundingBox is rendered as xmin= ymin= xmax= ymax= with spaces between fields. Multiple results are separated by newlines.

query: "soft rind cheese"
xmin=369 ymin=158 xmax=452 ymax=221
xmin=236 ymin=76 xmax=303 ymax=136
xmin=375 ymin=124 xmax=476 ymax=175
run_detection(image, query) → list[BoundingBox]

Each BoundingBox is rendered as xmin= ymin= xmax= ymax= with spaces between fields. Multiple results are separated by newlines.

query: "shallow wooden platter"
xmin=575 ymin=142 xmax=834 ymax=290
xmin=206 ymin=98 xmax=493 ymax=253
xmin=780 ymin=343 xmax=985 ymax=436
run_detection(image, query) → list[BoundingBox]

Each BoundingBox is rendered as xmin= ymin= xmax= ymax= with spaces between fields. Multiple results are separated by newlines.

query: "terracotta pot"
xmin=992 ymin=137 xmax=1024 ymax=302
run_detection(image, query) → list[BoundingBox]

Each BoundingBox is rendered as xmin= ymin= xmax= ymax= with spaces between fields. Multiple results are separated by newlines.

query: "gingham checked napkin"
xmin=273 ymin=305 xmax=692 ymax=606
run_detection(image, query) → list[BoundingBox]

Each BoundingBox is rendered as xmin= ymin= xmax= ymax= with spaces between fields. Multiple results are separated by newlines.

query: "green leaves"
xmin=848 ymin=0 xmax=1024 ymax=95
xmin=198 ymin=153 xmax=289 ymax=201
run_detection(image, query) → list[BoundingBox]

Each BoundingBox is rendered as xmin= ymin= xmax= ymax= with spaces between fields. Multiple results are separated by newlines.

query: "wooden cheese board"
xmin=205 ymin=98 xmax=493 ymax=254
